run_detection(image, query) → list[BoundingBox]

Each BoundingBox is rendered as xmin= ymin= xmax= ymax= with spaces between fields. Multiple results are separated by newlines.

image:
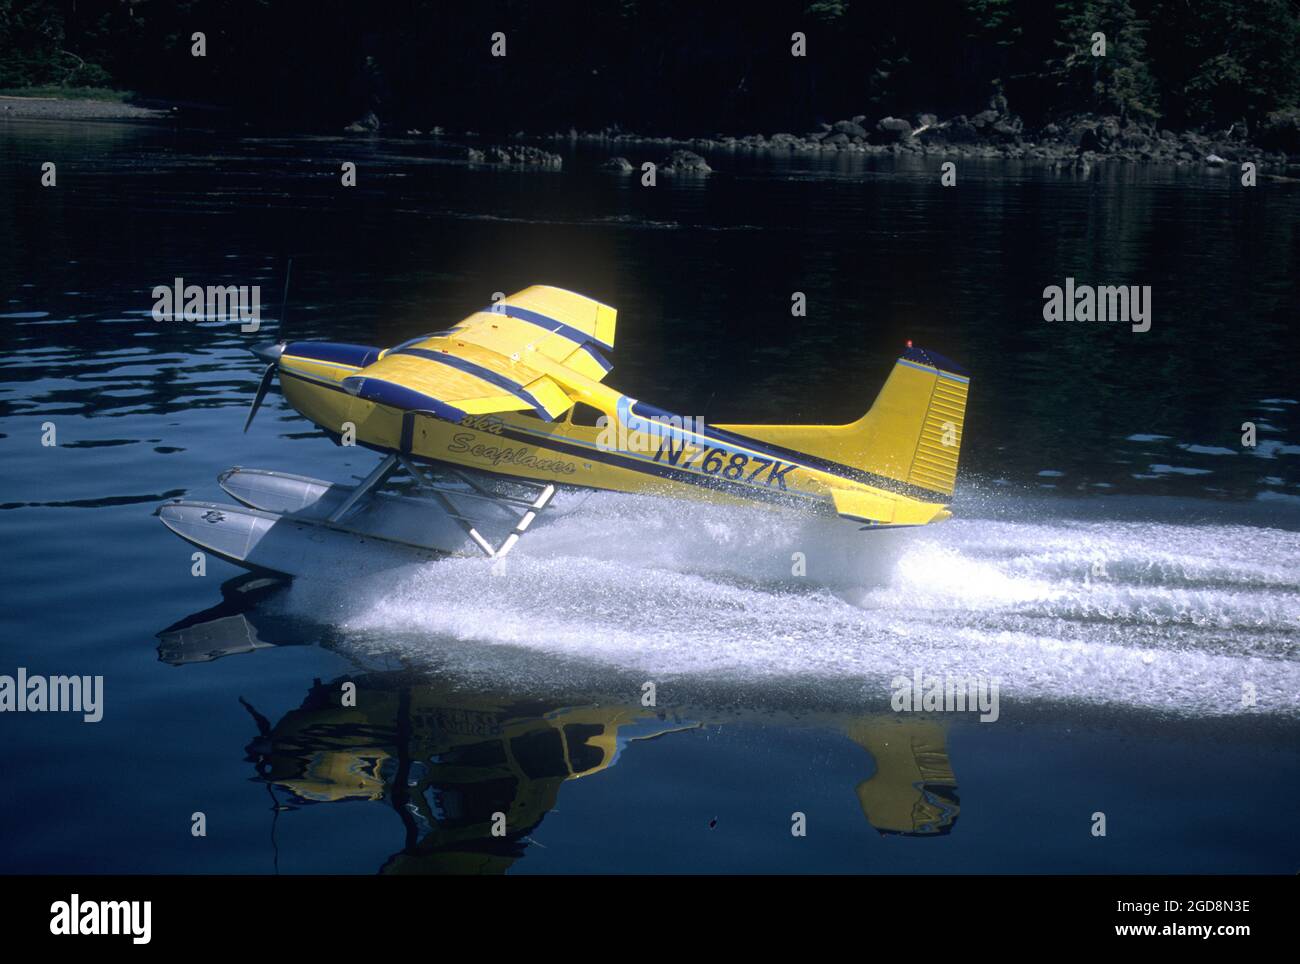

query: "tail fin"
xmin=853 ymin=346 xmax=970 ymax=499
xmin=714 ymin=346 xmax=969 ymax=502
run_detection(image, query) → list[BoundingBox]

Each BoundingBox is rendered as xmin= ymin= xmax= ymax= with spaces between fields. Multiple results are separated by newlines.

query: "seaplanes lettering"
xmin=448 ymin=433 xmax=576 ymax=475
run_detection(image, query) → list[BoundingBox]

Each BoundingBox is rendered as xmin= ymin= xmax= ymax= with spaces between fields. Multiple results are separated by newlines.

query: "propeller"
xmin=243 ymin=259 xmax=293 ymax=433
xmin=243 ymin=357 xmax=280 ymax=432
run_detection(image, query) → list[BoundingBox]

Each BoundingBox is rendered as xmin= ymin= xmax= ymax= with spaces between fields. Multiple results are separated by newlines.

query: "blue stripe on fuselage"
xmin=341 ymin=376 xmax=468 ymax=422
xmin=621 ymin=399 xmax=948 ymax=502
xmin=283 ymin=342 xmax=381 ymax=368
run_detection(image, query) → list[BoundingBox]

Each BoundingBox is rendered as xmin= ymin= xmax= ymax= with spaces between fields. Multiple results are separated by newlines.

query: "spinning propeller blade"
xmin=243 ymin=362 xmax=278 ymax=433
xmin=242 ymin=256 xmax=291 ymax=434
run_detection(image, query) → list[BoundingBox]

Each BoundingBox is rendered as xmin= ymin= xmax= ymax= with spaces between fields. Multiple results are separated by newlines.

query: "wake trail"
xmin=275 ymin=491 xmax=1300 ymax=716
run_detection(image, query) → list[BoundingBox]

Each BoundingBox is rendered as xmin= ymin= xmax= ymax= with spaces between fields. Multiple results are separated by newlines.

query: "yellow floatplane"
xmin=157 ymin=286 xmax=969 ymax=576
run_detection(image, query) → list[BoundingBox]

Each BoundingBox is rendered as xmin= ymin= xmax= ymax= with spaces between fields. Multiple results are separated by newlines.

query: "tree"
xmin=1148 ymin=0 xmax=1300 ymax=127
xmin=1047 ymin=0 xmax=1160 ymax=121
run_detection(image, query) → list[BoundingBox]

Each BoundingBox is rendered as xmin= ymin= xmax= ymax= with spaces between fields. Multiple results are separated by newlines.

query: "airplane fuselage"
xmin=277 ymin=341 xmax=873 ymax=516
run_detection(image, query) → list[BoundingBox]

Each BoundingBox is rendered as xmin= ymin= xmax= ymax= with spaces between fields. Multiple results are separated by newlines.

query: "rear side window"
xmin=570 ymin=403 xmax=606 ymax=427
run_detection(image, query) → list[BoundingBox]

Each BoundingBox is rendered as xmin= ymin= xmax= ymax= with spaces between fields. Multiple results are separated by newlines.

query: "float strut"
xmin=327 ymin=453 xmax=398 ymax=523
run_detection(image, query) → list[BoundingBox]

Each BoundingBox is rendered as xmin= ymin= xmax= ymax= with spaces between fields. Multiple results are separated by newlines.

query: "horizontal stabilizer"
xmin=830 ymin=488 xmax=951 ymax=528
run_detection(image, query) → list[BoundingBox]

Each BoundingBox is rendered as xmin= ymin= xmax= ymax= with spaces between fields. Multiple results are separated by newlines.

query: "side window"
xmin=569 ymin=403 xmax=606 ymax=427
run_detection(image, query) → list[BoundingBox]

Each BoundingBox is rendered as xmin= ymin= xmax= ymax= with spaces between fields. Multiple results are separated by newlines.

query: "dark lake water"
xmin=1 ymin=117 xmax=1298 ymax=873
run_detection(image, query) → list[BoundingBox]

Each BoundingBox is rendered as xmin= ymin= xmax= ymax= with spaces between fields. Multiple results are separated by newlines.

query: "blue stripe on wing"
xmin=485 ymin=304 xmax=614 ymax=352
xmin=394 ymin=347 xmax=552 ymax=420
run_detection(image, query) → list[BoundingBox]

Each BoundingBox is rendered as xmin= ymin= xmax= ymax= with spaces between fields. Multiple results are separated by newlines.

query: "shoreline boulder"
xmin=600 ymin=155 xmax=635 ymax=173
xmin=874 ymin=116 xmax=913 ymax=143
xmin=343 ymin=110 xmax=380 ymax=133
xmin=659 ymin=149 xmax=712 ymax=175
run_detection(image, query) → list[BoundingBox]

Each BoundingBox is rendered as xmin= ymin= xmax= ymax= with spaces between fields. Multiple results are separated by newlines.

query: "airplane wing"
xmin=341 ymin=286 xmax=616 ymax=422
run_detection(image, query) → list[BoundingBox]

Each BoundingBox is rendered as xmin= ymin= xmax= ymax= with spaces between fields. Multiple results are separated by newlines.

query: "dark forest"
xmin=3 ymin=0 xmax=1299 ymax=138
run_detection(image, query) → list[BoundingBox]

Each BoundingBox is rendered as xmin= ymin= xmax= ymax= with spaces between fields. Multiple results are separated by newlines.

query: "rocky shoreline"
xmin=10 ymin=93 xmax=1296 ymax=172
xmin=466 ymin=144 xmax=563 ymax=168
xmin=431 ymin=105 xmax=1300 ymax=175
xmin=535 ymin=105 xmax=1300 ymax=171
xmin=445 ymin=109 xmax=1300 ymax=176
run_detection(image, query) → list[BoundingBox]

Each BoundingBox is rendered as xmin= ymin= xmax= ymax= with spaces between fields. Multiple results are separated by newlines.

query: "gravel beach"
xmin=0 ymin=95 xmax=169 ymax=121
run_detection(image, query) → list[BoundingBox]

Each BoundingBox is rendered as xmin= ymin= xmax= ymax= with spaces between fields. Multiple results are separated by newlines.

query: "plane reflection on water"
xmin=158 ymin=577 xmax=961 ymax=873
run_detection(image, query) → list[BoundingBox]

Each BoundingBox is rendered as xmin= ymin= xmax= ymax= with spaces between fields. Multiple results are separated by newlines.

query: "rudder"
xmin=863 ymin=346 xmax=969 ymax=499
